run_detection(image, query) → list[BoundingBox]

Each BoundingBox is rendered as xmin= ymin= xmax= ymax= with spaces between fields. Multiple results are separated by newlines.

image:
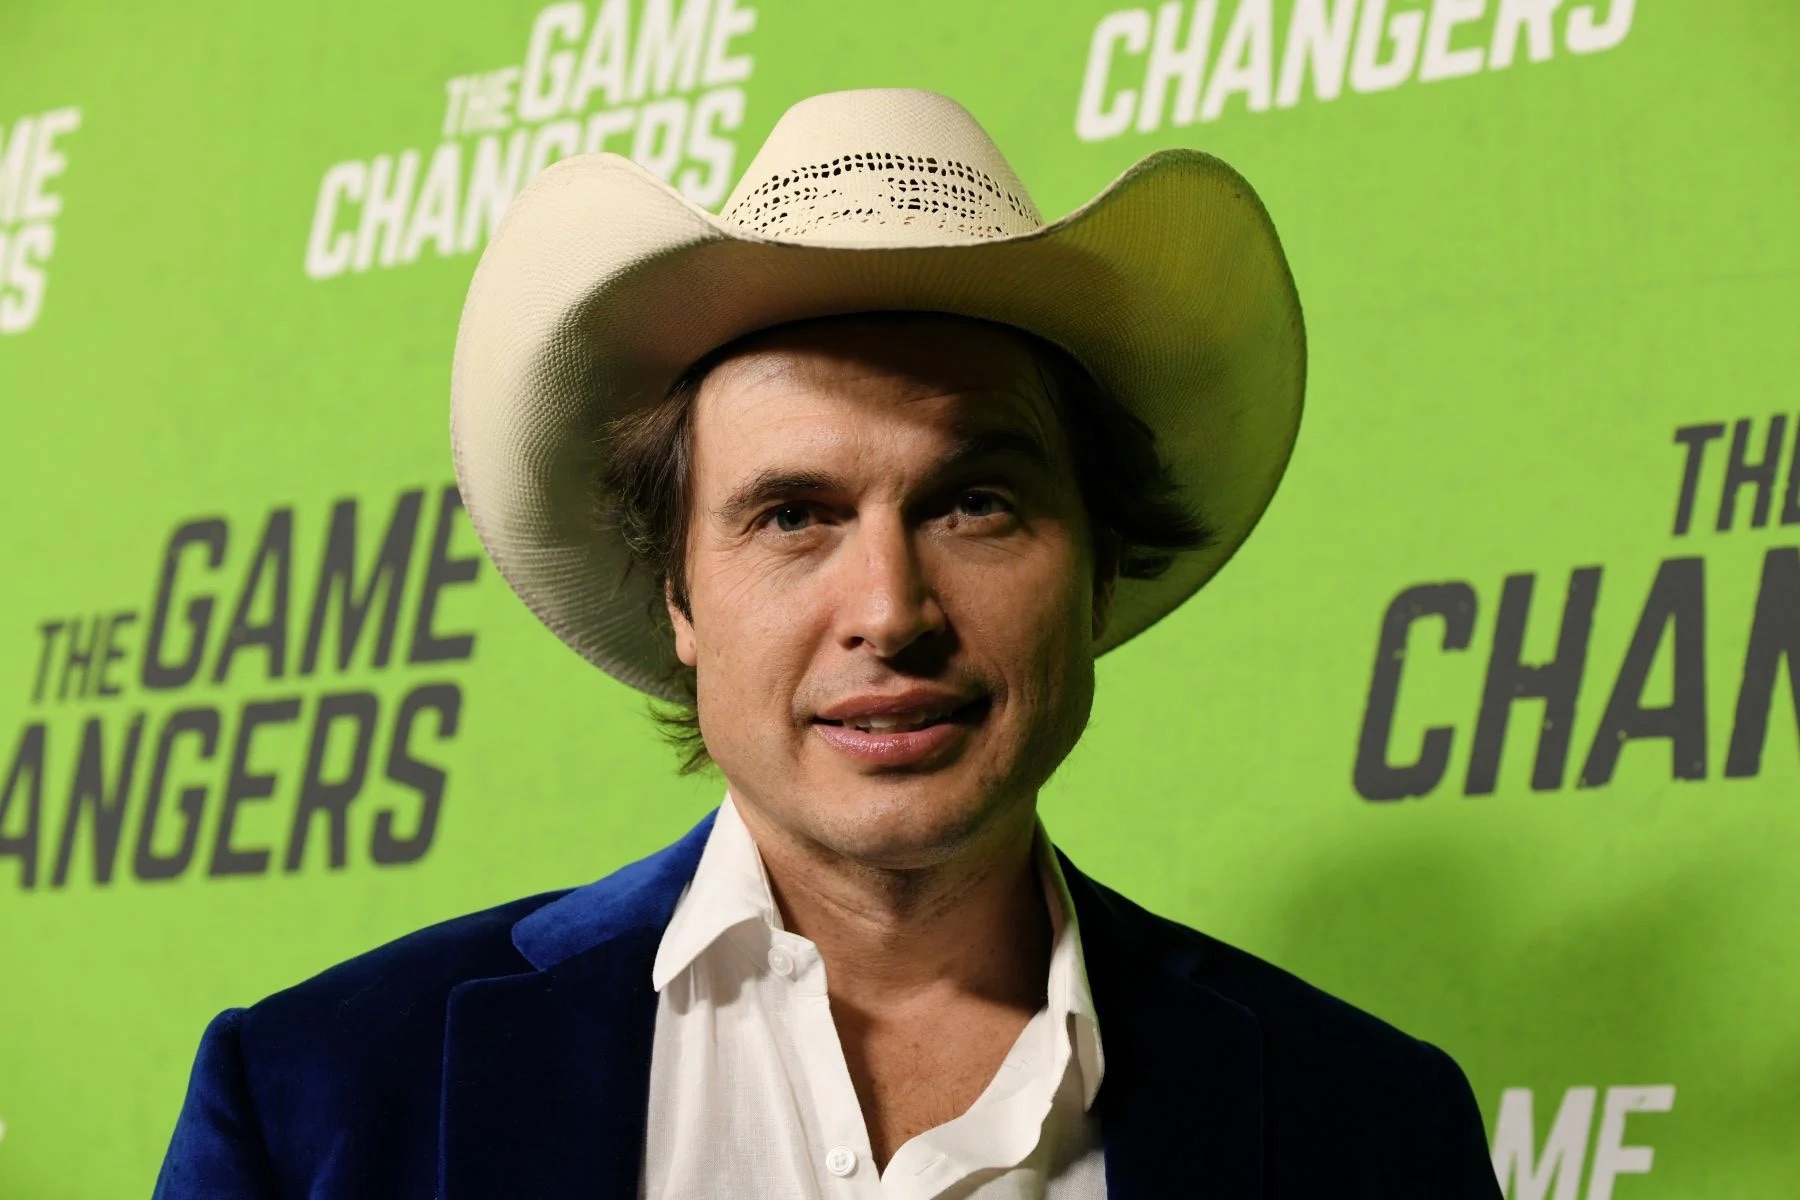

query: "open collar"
xmin=438 ymin=809 xmax=1262 ymax=1200
xmin=647 ymin=794 xmax=1107 ymax=1111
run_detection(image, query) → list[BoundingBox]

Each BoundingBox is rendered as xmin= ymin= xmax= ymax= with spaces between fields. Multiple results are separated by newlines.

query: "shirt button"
xmin=825 ymin=1145 xmax=857 ymax=1177
xmin=767 ymin=946 xmax=795 ymax=977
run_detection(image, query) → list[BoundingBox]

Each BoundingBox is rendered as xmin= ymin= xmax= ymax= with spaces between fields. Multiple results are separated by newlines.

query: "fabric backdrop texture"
xmin=0 ymin=2 xmax=1794 ymax=1197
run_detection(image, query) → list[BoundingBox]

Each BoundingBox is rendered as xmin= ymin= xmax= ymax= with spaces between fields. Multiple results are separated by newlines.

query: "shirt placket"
xmin=887 ymin=1004 xmax=1062 ymax=1198
xmin=769 ymin=927 xmax=885 ymax=1196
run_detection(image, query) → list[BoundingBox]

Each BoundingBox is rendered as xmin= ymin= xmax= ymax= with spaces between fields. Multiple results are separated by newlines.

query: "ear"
xmin=665 ymin=579 xmax=698 ymax=667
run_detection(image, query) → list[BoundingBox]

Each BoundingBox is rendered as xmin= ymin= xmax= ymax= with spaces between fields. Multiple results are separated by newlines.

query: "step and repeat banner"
xmin=2 ymin=1 xmax=1795 ymax=1196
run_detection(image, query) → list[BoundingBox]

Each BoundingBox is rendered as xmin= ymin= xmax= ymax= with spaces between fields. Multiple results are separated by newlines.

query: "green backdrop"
xmin=3 ymin=2 xmax=1796 ymax=1196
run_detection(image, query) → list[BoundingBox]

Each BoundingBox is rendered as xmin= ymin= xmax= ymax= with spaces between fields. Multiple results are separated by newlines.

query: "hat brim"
xmin=451 ymin=148 xmax=1305 ymax=702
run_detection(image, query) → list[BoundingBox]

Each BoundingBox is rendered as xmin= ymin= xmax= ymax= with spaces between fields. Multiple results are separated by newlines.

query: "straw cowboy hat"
xmin=450 ymin=88 xmax=1305 ymax=702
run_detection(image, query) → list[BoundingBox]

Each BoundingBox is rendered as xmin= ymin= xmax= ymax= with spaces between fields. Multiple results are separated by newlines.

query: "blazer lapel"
xmin=438 ymin=811 xmax=717 ymax=1200
xmin=1063 ymin=852 xmax=1265 ymax=1200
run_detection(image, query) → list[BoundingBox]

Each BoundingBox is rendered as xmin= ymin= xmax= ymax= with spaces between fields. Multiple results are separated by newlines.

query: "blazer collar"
xmin=511 ymin=807 xmax=719 ymax=969
xmin=438 ymin=811 xmax=1262 ymax=1200
xmin=1062 ymin=847 xmax=1265 ymax=1199
xmin=438 ymin=810 xmax=716 ymax=1200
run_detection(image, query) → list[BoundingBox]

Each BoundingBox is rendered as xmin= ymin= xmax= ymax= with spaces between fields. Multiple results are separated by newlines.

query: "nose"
xmin=834 ymin=511 xmax=947 ymax=659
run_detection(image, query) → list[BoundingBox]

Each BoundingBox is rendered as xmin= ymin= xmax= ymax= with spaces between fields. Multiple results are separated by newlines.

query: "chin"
xmin=811 ymin=770 xmax=1025 ymax=870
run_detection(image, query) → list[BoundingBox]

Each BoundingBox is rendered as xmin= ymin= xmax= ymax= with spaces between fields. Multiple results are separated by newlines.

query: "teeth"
xmin=851 ymin=709 xmax=947 ymax=733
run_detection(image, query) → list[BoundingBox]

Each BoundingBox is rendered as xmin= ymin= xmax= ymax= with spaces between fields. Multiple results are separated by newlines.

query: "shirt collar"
xmin=650 ymin=792 xmax=1105 ymax=1109
xmin=650 ymin=793 xmax=779 ymax=990
xmin=1038 ymin=813 xmax=1106 ymax=1111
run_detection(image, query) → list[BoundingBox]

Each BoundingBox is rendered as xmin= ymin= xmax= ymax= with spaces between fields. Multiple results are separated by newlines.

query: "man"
xmin=155 ymin=90 xmax=1500 ymax=1197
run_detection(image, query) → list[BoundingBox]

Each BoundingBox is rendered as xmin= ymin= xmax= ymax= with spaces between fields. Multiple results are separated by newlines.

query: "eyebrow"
xmin=712 ymin=427 xmax=1054 ymax=526
xmin=714 ymin=469 xmax=841 ymax=526
xmin=939 ymin=427 xmax=1053 ymax=476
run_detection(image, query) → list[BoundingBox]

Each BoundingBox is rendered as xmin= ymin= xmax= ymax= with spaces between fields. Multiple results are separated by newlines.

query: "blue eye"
xmin=956 ymin=491 xmax=1005 ymax=517
xmin=770 ymin=505 xmax=812 ymax=532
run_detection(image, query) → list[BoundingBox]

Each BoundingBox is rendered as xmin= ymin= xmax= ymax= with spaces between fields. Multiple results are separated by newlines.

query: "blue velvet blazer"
xmin=153 ymin=810 xmax=1502 ymax=1198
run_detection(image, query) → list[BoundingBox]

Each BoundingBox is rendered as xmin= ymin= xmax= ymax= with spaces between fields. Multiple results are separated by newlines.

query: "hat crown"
xmin=719 ymin=89 xmax=1044 ymax=245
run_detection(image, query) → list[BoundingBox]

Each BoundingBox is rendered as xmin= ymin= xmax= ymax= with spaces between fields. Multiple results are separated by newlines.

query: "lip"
xmin=814 ymin=688 xmax=979 ymax=723
xmin=811 ymin=690 xmax=988 ymax=768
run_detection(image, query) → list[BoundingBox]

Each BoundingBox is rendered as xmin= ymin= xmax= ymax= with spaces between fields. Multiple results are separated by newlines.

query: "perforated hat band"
xmin=712 ymin=91 xmax=1046 ymax=247
xmin=721 ymin=149 xmax=1043 ymax=242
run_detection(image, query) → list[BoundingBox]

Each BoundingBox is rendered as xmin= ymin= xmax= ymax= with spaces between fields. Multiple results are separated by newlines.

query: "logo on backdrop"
xmin=1490 ymin=1084 xmax=1674 ymax=1200
xmin=1354 ymin=414 xmax=1800 ymax=801
xmin=0 ymin=486 xmax=480 ymax=890
xmin=304 ymin=0 xmax=757 ymax=280
xmin=1074 ymin=0 xmax=1635 ymax=141
xmin=0 ymin=106 xmax=81 ymax=335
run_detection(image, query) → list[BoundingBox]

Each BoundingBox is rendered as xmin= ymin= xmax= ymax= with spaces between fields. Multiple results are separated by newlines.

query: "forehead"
xmin=689 ymin=314 xmax=1064 ymax=459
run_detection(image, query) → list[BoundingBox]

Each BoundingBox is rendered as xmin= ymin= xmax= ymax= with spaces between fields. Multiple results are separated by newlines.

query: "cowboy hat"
xmin=450 ymin=88 xmax=1304 ymax=702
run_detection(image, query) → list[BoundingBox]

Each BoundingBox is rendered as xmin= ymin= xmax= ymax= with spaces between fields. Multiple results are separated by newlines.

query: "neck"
xmin=731 ymin=798 xmax=1053 ymax=1018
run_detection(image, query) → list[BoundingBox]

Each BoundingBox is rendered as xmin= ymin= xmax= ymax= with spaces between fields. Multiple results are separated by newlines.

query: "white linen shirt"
xmin=639 ymin=795 xmax=1108 ymax=1198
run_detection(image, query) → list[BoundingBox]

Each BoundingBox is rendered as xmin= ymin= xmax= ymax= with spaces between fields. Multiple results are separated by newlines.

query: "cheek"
xmin=688 ymin=564 xmax=823 ymax=726
xmin=944 ymin=539 xmax=1096 ymax=701
xmin=1026 ymin=574 xmax=1098 ymax=722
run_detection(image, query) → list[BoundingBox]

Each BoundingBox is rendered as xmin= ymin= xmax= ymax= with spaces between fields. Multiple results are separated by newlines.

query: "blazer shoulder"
xmin=1083 ymin=871 xmax=1464 ymax=1083
xmin=224 ymin=885 xmax=568 ymax=1125
xmin=219 ymin=809 xmax=719 ymax=1134
xmin=165 ymin=888 xmax=577 ymax=1191
xmin=1070 ymin=863 xmax=1500 ymax=1193
xmin=242 ymin=887 xmax=565 ymax=1042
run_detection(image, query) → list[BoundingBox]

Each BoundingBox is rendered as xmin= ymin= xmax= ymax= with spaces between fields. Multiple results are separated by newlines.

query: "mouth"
xmin=813 ymin=696 xmax=989 ymax=734
xmin=809 ymin=695 xmax=991 ymax=767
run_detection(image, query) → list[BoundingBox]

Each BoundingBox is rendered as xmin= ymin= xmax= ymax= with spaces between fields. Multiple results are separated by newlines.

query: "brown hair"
xmin=593 ymin=314 xmax=1215 ymax=773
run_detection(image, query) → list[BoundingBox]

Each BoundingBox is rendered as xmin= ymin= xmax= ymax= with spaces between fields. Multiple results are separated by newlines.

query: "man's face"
xmin=668 ymin=314 xmax=1109 ymax=871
